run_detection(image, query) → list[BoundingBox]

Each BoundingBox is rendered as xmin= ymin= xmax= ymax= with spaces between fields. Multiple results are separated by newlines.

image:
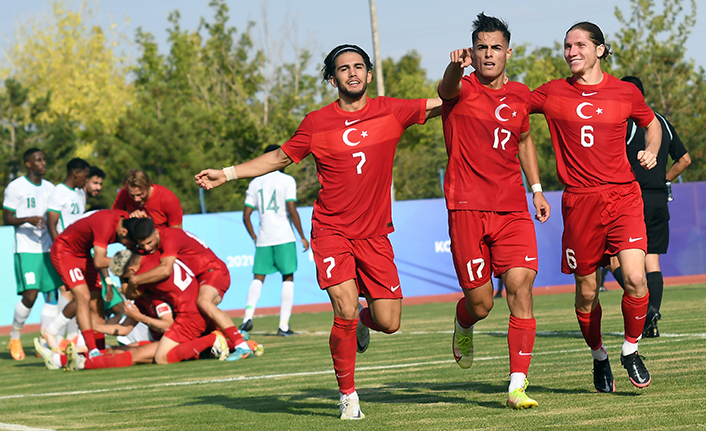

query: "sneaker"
xmin=642 ymin=309 xmax=661 ymax=338
xmin=621 ymin=352 xmax=651 ymax=388
xmin=65 ymin=342 xmax=86 ymax=371
xmin=225 ymin=346 xmax=253 ymax=362
xmin=598 ymin=285 xmax=608 ymax=292
xmin=452 ymin=317 xmax=474 ymax=369
xmin=8 ymin=339 xmax=25 ymax=361
xmin=247 ymin=340 xmax=264 ymax=356
xmin=239 ymin=320 xmax=253 ymax=332
xmin=41 ymin=328 xmax=60 ymax=350
xmin=356 ymin=303 xmax=370 ymax=354
xmin=507 ymin=379 xmax=538 ymax=409
xmin=211 ymin=331 xmax=229 ymax=361
xmin=593 ymin=358 xmax=615 ymax=393
xmin=339 ymin=394 xmax=365 ymax=420
xmin=276 ymin=328 xmax=296 ymax=337
xmin=34 ymin=338 xmax=59 ymax=370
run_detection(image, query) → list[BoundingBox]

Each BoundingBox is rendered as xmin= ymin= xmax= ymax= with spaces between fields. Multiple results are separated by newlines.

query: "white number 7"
xmin=323 ymin=257 xmax=336 ymax=279
xmin=353 ymin=152 xmax=366 ymax=174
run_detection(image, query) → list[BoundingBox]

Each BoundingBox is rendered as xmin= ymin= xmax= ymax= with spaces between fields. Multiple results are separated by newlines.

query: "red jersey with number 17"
xmin=53 ymin=209 xmax=129 ymax=256
xmin=282 ymin=96 xmax=427 ymax=240
xmin=441 ymin=73 xmax=530 ymax=212
xmin=157 ymin=227 xmax=226 ymax=277
xmin=530 ymin=73 xmax=655 ymax=189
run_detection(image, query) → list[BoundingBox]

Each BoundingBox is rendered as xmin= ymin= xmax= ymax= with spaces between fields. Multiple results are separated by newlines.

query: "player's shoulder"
xmin=506 ymin=81 xmax=531 ymax=97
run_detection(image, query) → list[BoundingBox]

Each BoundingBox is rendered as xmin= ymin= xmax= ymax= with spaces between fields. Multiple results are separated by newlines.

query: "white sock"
xmin=66 ymin=317 xmax=79 ymax=341
xmin=46 ymin=312 xmax=71 ymax=336
xmin=456 ymin=320 xmax=474 ymax=334
xmin=621 ymin=340 xmax=639 ymax=356
xmin=236 ymin=341 xmax=251 ymax=351
xmin=56 ymin=294 xmax=71 ymax=312
xmin=10 ymin=301 xmax=32 ymax=339
xmin=244 ymin=279 xmax=263 ymax=321
xmin=591 ymin=345 xmax=609 ymax=361
xmin=279 ymin=281 xmax=294 ymax=331
xmin=508 ymin=372 xmax=527 ymax=392
xmin=340 ymin=391 xmax=358 ymax=402
xmin=40 ymin=303 xmax=59 ymax=331
xmin=50 ymin=352 xmax=62 ymax=369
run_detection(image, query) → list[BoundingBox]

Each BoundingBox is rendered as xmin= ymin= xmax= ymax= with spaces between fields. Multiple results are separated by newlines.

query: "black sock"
xmin=646 ymin=271 xmax=664 ymax=312
xmin=611 ymin=267 xmax=625 ymax=290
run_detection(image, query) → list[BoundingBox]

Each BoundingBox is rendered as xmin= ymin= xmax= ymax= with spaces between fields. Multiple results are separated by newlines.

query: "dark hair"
xmin=621 ymin=76 xmax=645 ymax=96
xmin=264 ymin=144 xmax=280 ymax=154
xmin=66 ymin=158 xmax=90 ymax=175
xmin=472 ymin=13 xmax=511 ymax=45
xmin=23 ymin=148 xmax=43 ymax=163
xmin=123 ymin=218 xmax=155 ymax=242
xmin=566 ymin=22 xmax=612 ymax=60
xmin=322 ymin=44 xmax=373 ymax=82
xmin=89 ymin=166 xmax=106 ymax=179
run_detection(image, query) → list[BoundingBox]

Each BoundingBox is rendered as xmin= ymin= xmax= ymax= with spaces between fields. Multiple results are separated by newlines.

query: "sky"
xmin=1 ymin=0 xmax=704 ymax=81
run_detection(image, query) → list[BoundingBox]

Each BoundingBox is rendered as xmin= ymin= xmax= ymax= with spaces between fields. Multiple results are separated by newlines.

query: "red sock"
xmin=223 ymin=327 xmax=245 ymax=346
xmin=84 ymin=352 xmax=133 ymax=369
xmin=82 ymin=329 xmax=98 ymax=352
xmin=330 ymin=316 xmax=357 ymax=395
xmin=508 ymin=316 xmax=536 ymax=374
xmin=60 ymin=354 xmax=68 ymax=367
xmin=456 ymin=298 xmax=478 ymax=328
xmin=94 ymin=333 xmax=106 ymax=350
xmin=166 ymin=334 xmax=216 ymax=363
xmin=622 ymin=292 xmax=649 ymax=343
xmin=575 ymin=303 xmax=603 ymax=350
xmin=359 ymin=307 xmax=397 ymax=334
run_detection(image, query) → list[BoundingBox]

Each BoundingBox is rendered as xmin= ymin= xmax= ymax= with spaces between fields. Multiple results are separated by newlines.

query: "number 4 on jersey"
xmin=258 ymin=189 xmax=281 ymax=213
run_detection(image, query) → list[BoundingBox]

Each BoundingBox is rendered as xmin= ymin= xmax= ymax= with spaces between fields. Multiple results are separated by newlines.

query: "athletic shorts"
xmin=642 ymin=189 xmax=670 ymax=254
xmin=311 ymin=234 xmax=402 ymax=299
xmin=164 ymin=310 xmax=207 ymax=344
xmin=14 ymin=252 xmax=62 ymax=294
xmin=253 ymin=241 xmax=298 ymax=276
xmin=197 ymin=260 xmax=230 ymax=298
xmin=50 ymin=245 xmax=102 ymax=292
xmin=448 ymin=210 xmax=538 ymax=290
xmin=561 ymin=182 xmax=647 ymax=276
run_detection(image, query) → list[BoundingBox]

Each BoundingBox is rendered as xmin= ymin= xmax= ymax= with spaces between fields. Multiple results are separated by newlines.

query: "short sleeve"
xmin=154 ymin=301 xmax=172 ymax=318
xmin=47 ymin=188 xmax=64 ymax=213
xmin=244 ymin=179 xmax=257 ymax=209
xmin=159 ymin=228 xmax=181 ymax=258
xmin=92 ymin=215 xmax=117 ymax=249
xmin=3 ymin=182 xmax=20 ymax=212
xmin=284 ymin=175 xmax=297 ymax=202
xmin=529 ymin=83 xmax=550 ymax=114
xmin=112 ymin=187 xmax=128 ymax=211
xmin=161 ymin=189 xmax=183 ymax=227
xmin=281 ymin=115 xmax=314 ymax=164
xmin=628 ymin=85 xmax=655 ymax=128
xmin=390 ymin=97 xmax=427 ymax=129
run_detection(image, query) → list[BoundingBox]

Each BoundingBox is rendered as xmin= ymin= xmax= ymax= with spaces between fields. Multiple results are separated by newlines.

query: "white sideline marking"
xmin=1 ymin=332 xmax=703 ymax=402
xmin=0 ymin=423 xmax=55 ymax=431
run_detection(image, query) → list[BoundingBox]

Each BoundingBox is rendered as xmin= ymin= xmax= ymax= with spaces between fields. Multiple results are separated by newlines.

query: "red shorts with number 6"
xmin=561 ymin=182 xmax=647 ymax=276
xmin=311 ymin=234 xmax=402 ymax=299
xmin=50 ymin=243 xmax=101 ymax=291
xmin=449 ymin=210 xmax=538 ymax=290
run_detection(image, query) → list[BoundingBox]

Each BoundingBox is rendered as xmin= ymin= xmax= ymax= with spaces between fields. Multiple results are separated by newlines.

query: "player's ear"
xmin=506 ymin=47 xmax=512 ymax=60
xmin=366 ymin=69 xmax=373 ymax=84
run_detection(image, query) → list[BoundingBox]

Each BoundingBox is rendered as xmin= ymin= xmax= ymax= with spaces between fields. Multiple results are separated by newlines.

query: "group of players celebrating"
xmin=6 ymin=12 xmax=684 ymax=420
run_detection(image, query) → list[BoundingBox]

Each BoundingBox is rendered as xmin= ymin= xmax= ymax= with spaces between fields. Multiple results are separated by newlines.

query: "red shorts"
xmin=561 ymin=182 xmax=647 ymax=276
xmin=50 ymin=244 xmax=101 ymax=291
xmin=197 ymin=260 xmax=230 ymax=298
xmin=449 ymin=210 xmax=538 ymax=290
xmin=311 ymin=234 xmax=402 ymax=299
xmin=164 ymin=310 xmax=207 ymax=344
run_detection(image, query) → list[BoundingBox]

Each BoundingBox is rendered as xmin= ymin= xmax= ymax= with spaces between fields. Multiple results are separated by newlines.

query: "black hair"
xmin=23 ymin=148 xmax=43 ymax=163
xmin=66 ymin=158 xmax=90 ymax=175
xmin=621 ymin=76 xmax=645 ymax=96
xmin=264 ymin=144 xmax=281 ymax=154
xmin=472 ymin=12 xmax=511 ymax=45
xmin=123 ymin=218 xmax=155 ymax=242
xmin=321 ymin=44 xmax=373 ymax=82
xmin=89 ymin=166 xmax=106 ymax=179
xmin=566 ymin=22 xmax=612 ymax=60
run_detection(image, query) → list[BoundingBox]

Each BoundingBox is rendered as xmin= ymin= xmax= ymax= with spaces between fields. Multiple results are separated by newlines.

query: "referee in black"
xmin=608 ymin=76 xmax=691 ymax=338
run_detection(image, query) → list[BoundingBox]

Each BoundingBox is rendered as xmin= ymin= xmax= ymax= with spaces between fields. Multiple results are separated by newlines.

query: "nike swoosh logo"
xmin=336 ymin=373 xmax=351 ymax=378
xmin=524 ymin=256 xmax=537 ymax=261
xmin=345 ymin=119 xmax=361 ymax=126
xmin=629 ymin=237 xmax=643 ymax=243
xmin=582 ymin=92 xmax=597 ymax=96
xmin=519 ymin=351 xmax=532 ymax=356
xmin=390 ymin=285 xmax=400 ymax=292
xmin=635 ymin=315 xmax=646 ymax=320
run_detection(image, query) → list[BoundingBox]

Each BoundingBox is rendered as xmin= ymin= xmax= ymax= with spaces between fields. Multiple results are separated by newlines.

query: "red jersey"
xmin=53 ymin=209 xmax=129 ymax=256
xmin=530 ymin=73 xmax=655 ymax=189
xmin=282 ymin=96 xmax=427 ymax=239
xmin=137 ymin=252 xmax=199 ymax=314
xmin=441 ymin=73 xmax=530 ymax=211
xmin=112 ymin=184 xmax=183 ymax=227
xmin=157 ymin=227 xmax=225 ymax=277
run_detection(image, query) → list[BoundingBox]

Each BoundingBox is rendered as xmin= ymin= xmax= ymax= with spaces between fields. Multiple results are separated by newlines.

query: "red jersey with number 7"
xmin=281 ymin=96 xmax=427 ymax=240
xmin=530 ymin=73 xmax=655 ymax=189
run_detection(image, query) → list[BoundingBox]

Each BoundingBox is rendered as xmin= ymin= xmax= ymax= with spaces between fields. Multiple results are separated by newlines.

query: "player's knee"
xmin=622 ymin=271 xmax=646 ymax=293
xmin=154 ymin=352 xmax=169 ymax=365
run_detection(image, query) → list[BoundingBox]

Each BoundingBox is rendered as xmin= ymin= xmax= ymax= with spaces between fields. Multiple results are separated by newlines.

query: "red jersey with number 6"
xmin=441 ymin=73 xmax=531 ymax=211
xmin=282 ymin=96 xmax=427 ymax=240
xmin=530 ymin=73 xmax=655 ymax=189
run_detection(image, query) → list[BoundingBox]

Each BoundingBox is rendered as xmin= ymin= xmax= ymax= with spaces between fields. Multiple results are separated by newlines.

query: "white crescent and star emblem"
xmin=576 ymin=102 xmax=594 ymax=119
xmin=494 ymin=104 xmax=516 ymax=122
xmin=342 ymin=128 xmax=369 ymax=146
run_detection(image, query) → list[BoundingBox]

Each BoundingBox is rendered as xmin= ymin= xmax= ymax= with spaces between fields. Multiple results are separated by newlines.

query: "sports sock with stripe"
xmin=575 ymin=303 xmax=603 ymax=351
xmin=330 ymin=316 xmax=357 ymax=395
xmin=622 ymin=292 xmax=649 ymax=344
xmin=508 ymin=315 xmax=536 ymax=376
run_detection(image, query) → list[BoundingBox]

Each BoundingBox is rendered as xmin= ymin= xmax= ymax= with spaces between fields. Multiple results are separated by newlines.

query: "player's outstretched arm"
xmin=195 ymin=148 xmax=293 ymax=190
xmin=518 ymin=130 xmax=550 ymax=223
xmin=425 ymin=97 xmax=443 ymax=120
xmin=637 ymin=116 xmax=662 ymax=170
xmin=438 ymin=48 xmax=472 ymax=101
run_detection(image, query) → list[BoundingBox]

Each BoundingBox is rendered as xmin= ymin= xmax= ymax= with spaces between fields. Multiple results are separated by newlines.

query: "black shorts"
xmin=642 ymin=189 xmax=670 ymax=254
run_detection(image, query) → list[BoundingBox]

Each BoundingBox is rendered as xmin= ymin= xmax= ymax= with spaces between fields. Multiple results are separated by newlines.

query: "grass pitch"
xmin=1 ymin=283 xmax=704 ymax=430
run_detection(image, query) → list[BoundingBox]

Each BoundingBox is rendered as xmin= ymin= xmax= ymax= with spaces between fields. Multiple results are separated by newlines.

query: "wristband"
xmin=105 ymin=277 xmax=114 ymax=286
xmin=223 ymin=166 xmax=238 ymax=181
xmin=530 ymin=183 xmax=543 ymax=193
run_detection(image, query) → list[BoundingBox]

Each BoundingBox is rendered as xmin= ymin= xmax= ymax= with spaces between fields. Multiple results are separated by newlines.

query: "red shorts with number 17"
xmin=561 ymin=182 xmax=647 ymax=276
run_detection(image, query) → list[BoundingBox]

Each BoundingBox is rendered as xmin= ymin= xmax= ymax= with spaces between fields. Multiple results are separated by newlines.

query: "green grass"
xmin=1 ymin=284 xmax=705 ymax=430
